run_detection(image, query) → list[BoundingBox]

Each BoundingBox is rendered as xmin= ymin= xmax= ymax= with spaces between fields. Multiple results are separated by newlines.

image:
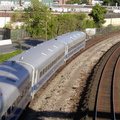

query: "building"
xmin=88 ymin=0 xmax=92 ymax=4
xmin=0 ymin=0 xmax=54 ymax=7
xmin=0 ymin=0 xmax=30 ymax=5
xmin=53 ymin=0 xmax=103 ymax=5
xmin=92 ymin=0 xmax=103 ymax=5
xmin=40 ymin=0 xmax=53 ymax=6
xmin=53 ymin=0 xmax=68 ymax=4
xmin=58 ymin=0 xmax=68 ymax=4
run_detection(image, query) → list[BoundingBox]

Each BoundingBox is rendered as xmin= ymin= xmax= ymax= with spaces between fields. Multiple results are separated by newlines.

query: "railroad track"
xmin=88 ymin=42 xmax=120 ymax=120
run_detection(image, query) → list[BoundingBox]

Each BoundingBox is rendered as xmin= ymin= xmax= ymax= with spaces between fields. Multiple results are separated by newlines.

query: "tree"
xmin=103 ymin=0 xmax=110 ymax=5
xmin=115 ymin=0 xmax=120 ymax=6
xmin=46 ymin=14 xmax=57 ymax=39
xmin=22 ymin=0 xmax=51 ymax=38
xmin=66 ymin=0 xmax=81 ymax=4
xmin=46 ymin=12 xmax=88 ymax=39
xmin=103 ymin=0 xmax=120 ymax=6
xmin=66 ymin=0 xmax=88 ymax=4
xmin=55 ymin=13 xmax=77 ymax=36
xmin=89 ymin=4 xmax=107 ymax=28
xmin=73 ymin=12 xmax=87 ymax=30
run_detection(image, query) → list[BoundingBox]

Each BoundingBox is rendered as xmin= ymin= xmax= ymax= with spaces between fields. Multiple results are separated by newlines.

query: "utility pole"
xmin=19 ymin=0 xmax=22 ymax=6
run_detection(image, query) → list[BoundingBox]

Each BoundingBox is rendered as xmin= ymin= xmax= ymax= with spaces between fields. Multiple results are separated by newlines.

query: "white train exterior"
xmin=0 ymin=31 xmax=86 ymax=120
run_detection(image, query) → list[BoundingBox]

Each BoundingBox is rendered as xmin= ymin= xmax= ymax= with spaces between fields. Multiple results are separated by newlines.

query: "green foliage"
xmin=66 ymin=0 xmax=88 ymax=4
xmin=103 ymin=0 xmax=110 ymax=5
xmin=11 ymin=0 xmax=101 ymax=40
xmin=0 ymin=50 xmax=23 ymax=63
xmin=11 ymin=10 xmax=23 ymax=22
xmin=55 ymin=13 xmax=77 ymax=36
xmin=89 ymin=4 xmax=107 ymax=28
xmin=66 ymin=0 xmax=81 ymax=4
xmin=83 ymin=19 xmax=96 ymax=28
xmin=16 ymin=41 xmax=22 ymax=49
xmin=46 ymin=12 xmax=90 ymax=39
xmin=22 ymin=0 xmax=51 ymax=38
xmin=46 ymin=15 xmax=57 ymax=39
xmin=103 ymin=0 xmax=120 ymax=6
xmin=73 ymin=12 xmax=87 ymax=30
xmin=11 ymin=0 xmax=96 ymax=40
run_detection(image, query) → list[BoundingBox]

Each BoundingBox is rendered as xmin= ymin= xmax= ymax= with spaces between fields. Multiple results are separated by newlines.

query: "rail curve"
xmin=88 ymin=42 xmax=120 ymax=120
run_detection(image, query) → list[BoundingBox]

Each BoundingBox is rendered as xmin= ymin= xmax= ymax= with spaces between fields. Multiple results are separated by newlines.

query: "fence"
xmin=86 ymin=26 xmax=120 ymax=40
xmin=105 ymin=13 xmax=120 ymax=18
xmin=10 ymin=26 xmax=120 ymax=41
xmin=11 ymin=29 xmax=30 ymax=41
xmin=0 ymin=28 xmax=11 ymax=40
xmin=0 ymin=28 xmax=30 ymax=41
xmin=1 ymin=26 xmax=120 ymax=42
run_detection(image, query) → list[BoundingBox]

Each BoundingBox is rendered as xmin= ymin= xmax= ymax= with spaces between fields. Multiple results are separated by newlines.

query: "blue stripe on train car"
xmin=33 ymin=57 xmax=64 ymax=92
xmin=66 ymin=42 xmax=85 ymax=60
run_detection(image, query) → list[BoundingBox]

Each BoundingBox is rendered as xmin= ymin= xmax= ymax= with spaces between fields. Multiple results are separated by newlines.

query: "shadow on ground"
xmin=15 ymin=39 xmax=44 ymax=50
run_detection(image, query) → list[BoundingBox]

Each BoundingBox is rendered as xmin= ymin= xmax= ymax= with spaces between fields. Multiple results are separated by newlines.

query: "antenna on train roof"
xmin=19 ymin=56 xmax=23 ymax=61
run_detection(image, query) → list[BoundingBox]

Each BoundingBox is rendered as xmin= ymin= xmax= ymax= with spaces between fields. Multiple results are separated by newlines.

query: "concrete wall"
xmin=0 ymin=39 xmax=12 ymax=46
xmin=103 ymin=18 xmax=120 ymax=26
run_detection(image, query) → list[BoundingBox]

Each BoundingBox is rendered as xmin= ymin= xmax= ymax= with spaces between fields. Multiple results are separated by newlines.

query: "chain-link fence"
xmin=86 ymin=26 xmax=120 ymax=40
xmin=0 ymin=28 xmax=11 ymax=40
xmin=11 ymin=29 xmax=30 ymax=41
xmin=0 ymin=28 xmax=30 ymax=41
xmin=105 ymin=13 xmax=120 ymax=18
xmin=1 ymin=26 xmax=120 ymax=42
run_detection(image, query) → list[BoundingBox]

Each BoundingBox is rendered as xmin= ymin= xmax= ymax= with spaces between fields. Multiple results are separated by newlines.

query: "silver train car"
xmin=55 ymin=31 xmax=86 ymax=60
xmin=0 ymin=31 xmax=86 ymax=120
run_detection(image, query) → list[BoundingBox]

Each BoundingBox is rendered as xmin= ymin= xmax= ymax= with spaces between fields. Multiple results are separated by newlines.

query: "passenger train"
xmin=0 ymin=31 xmax=86 ymax=120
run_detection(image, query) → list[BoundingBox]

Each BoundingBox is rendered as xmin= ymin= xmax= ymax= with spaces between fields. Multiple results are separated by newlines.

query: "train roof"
xmin=55 ymin=31 xmax=86 ymax=46
xmin=0 ymin=61 xmax=32 ymax=115
xmin=9 ymin=39 xmax=65 ymax=69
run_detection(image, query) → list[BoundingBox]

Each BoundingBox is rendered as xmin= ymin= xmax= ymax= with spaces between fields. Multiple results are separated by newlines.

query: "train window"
xmin=7 ymin=107 xmax=11 ymax=115
xmin=68 ymin=41 xmax=84 ymax=52
xmin=47 ymin=65 xmax=50 ymax=71
xmin=50 ymin=62 xmax=52 ymax=68
xmin=47 ymin=66 xmax=49 ymax=71
xmin=1 ymin=115 xmax=5 ymax=120
xmin=39 ymin=52 xmax=65 ymax=79
xmin=11 ymin=103 xmax=15 ymax=111
xmin=16 ymin=95 xmax=21 ymax=104
xmin=40 ymin=71 xmax=42 ymax=77
xmin=45 ymin=67 xmax=47 ymax=72
xmin=44 ymin=68 xmax=46 ymax=73
xmin=43 ymin=69 xmax=45 ymax=74
xmin=54 ymin=59 xmax=56 ymax=63
xmin=15 ymin=81 xmax=31 ymax=105
xmin=52 ymin=61 xmax=54 ymax=66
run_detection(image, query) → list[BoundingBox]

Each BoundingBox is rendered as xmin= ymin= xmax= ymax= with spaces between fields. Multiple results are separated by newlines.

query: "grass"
xmin=0 ymin=49 xmax=23 ymax=63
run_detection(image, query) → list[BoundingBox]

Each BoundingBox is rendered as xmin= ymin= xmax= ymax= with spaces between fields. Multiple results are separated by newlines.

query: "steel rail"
xmin=94 ymin=43 xmax=120 ymax=120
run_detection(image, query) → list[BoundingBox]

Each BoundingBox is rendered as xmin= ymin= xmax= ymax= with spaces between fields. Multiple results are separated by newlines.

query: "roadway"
xmin=0 ymin=39 xmax=43 ymax=54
